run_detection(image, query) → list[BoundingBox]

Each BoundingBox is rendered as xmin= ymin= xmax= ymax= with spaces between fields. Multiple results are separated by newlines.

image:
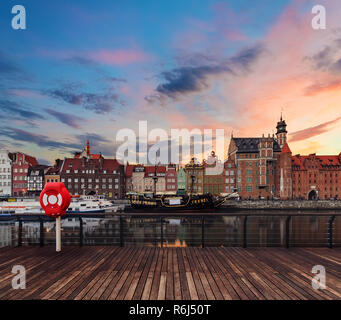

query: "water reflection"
xmin=0 ymin=210 xmax=339 ymax=248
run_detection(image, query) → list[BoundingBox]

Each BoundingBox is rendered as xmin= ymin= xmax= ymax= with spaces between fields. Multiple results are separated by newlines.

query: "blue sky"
xmin=1 ymin=0 xmax=341 ymax=164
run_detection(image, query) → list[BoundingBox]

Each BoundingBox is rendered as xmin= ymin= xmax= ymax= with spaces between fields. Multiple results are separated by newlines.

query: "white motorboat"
xmin=0 ymin=195 xmax=118 ymax=215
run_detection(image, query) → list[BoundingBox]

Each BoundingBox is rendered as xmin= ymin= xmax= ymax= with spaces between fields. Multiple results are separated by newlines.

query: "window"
xmin=225 ymin=170 xmax=229 ymax=176
xmin=246 ymin=186 xmax=252 ymax=192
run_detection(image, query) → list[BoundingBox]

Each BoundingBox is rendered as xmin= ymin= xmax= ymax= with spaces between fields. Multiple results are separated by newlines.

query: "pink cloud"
xmin=9 ymin=89 xmax=44 ymax=99
xmin=89 ymin=49 xmax=149 ymax=65
xmin=38 ymin=48 xmax=150 ymax=66
xmin=225 ymin=30 xmax=248 ymax=41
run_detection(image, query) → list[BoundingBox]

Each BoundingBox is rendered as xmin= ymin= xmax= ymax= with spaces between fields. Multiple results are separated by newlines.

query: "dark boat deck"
xmin=0 ymin=246 xmax=341 ymax=300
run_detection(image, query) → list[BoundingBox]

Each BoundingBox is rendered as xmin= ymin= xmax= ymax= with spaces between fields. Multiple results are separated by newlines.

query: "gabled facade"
xmin=177 ymin=167 xmax=187 ymax=195
xmin=27 ymin=165 xmax=49 ymax=196
xmin=0 ymin=150 xmax=12 ymax=196
xmin=12 ymin=152 xmax=38 ymax=196
xmin=185 ymin=158 xmax=204 ymax=195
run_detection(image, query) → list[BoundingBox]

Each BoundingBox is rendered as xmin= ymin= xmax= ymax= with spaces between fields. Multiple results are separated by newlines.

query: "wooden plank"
xmin=0 ymin=246 xmax=340 ymax=300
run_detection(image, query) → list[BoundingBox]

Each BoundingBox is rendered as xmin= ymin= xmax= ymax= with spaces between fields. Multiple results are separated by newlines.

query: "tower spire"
xmin=86 ymin=138 xmax=90 ymax=156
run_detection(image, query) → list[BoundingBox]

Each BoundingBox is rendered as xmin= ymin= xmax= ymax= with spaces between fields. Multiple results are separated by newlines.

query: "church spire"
xmin=86 ymin=139 xmax=90 ymax=156
xmin=276 ymin=113 xmax=287 ymax=149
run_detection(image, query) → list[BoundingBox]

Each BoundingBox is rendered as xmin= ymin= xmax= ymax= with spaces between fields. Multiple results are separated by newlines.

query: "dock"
xmin=0 ymin=246 xmax=341 ymax=300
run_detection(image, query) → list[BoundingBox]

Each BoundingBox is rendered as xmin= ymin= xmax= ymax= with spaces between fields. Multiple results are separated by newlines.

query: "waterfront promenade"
xmin=0 ymin=246 xmax=340 ymax=300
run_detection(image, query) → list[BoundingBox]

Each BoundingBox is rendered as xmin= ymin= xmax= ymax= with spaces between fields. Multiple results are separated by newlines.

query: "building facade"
xmin=60 ymin=156 xmax=125 ymax=199
xmin=12 ymin=152 xmax=38 ymax=196
xmin=165 ymin=164 xmax=177 ymax=194
xmin=227 ymin=117 xmax=288 ymax=199
xmin=223 ymin=158 xmax=237 ymax=194
xmin=27 ymin=165 xmax=49 ymax=196
xmin=130 ymin=165 xmax=145 ymax=193
xmin=144 ymin=166 xmax=166 ymax=194
xmin=0 ymin=150 xmax=12 ymax=196
xmin=279 ymin=143 xmax=292 ymax=199
xmin=203 ymin=151 xmax=224 ymax=196
xmin=185 ymin=158 xmax=204 ymax=195
xmin=177 ymin=167 xmax=187 ymax=195
xmin=44 ymin=163 xmax=61 ymax=185
xmin=292 ymin=152 xmax=341 ymax=200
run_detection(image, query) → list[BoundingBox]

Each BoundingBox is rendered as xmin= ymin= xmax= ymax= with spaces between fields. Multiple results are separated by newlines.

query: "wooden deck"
xmin=0 ymin=246 xmax=341 ymax=300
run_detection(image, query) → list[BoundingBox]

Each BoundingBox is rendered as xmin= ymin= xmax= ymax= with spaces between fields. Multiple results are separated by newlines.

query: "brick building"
xmin=292 ymin=152 xmax=341 ymax=200
xmin=12 ymin=152 xmax=38 ymax=196
xmin=165 ymin=164 xmax=177 ymax=194
xmin=228 ymin=135 xmax=282 ymax=199
xmin=227 ymin=117 xmax=288 ymax=199
xmin=60 ymin=141 xmax=125 ymax=199
xmin=60 ymin=156 xmax=125 ymax=199
xmin=279 ymin=143 xmax=292 ymax=199
xmin=223 ymin=158 xmax=237 ymax=194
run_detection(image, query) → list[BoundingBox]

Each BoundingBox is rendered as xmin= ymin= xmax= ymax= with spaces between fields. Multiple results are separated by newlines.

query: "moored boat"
xmin=0 ymin=195 xmax=118 ymax=215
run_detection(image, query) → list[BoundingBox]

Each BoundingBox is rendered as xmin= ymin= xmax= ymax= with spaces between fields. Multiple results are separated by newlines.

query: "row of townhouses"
xmin=1 ymin=117 xmax=341 ymax=200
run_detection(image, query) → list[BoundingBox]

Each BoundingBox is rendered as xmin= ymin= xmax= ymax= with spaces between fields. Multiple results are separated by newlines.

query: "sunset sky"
xmin=1 ymin=0 xmax=341 ymax=164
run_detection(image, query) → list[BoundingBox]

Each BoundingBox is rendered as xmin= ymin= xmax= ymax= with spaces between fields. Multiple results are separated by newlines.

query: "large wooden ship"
xmin=126 ymin=158 xmax=239 ymax=212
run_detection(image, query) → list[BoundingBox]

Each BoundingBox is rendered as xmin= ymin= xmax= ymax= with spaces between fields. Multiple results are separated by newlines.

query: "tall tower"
xmin=276 ymin=114 xmax=287 ymax=149
xmin=86 ymin=139 xmax=91 ymax=156
xmin=279 ymin=142 xmax=292 ymax=199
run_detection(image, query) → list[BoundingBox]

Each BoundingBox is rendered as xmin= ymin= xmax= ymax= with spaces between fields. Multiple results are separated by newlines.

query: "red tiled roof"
xmin=125 ymin=165 xmax=136 ymax=177
xmin=74 ymin=153 xmax=102 ymax=159
xmin=46 ymin=167 xmax=60 ymax=175
xmin=281 ymin=143 xmax=291 ymax=154
xmin=61 ymin=158 xmax=122 ymax=173
xmin=24 ymin=154 xmax=38 ymax=166
xmin=292 ymin=154 xmax=341 ymax=170
xmin=144 ymin=166 xmax=166 ymax=177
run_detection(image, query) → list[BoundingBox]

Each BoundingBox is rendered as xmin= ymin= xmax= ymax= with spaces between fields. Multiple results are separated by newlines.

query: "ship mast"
xmin=153 ymin=162 xmax=158 ymax=196
xmin=190 ymin=157 xmax=196 ymax=196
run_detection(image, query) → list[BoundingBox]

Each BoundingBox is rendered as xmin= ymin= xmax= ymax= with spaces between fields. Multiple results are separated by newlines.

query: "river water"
xmin=0 ymin=210 xmax=340 ymax=248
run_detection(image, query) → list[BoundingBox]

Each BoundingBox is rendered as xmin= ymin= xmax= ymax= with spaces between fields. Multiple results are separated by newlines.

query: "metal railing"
xmin=0 ymin=212 xmax=340 ymax=248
